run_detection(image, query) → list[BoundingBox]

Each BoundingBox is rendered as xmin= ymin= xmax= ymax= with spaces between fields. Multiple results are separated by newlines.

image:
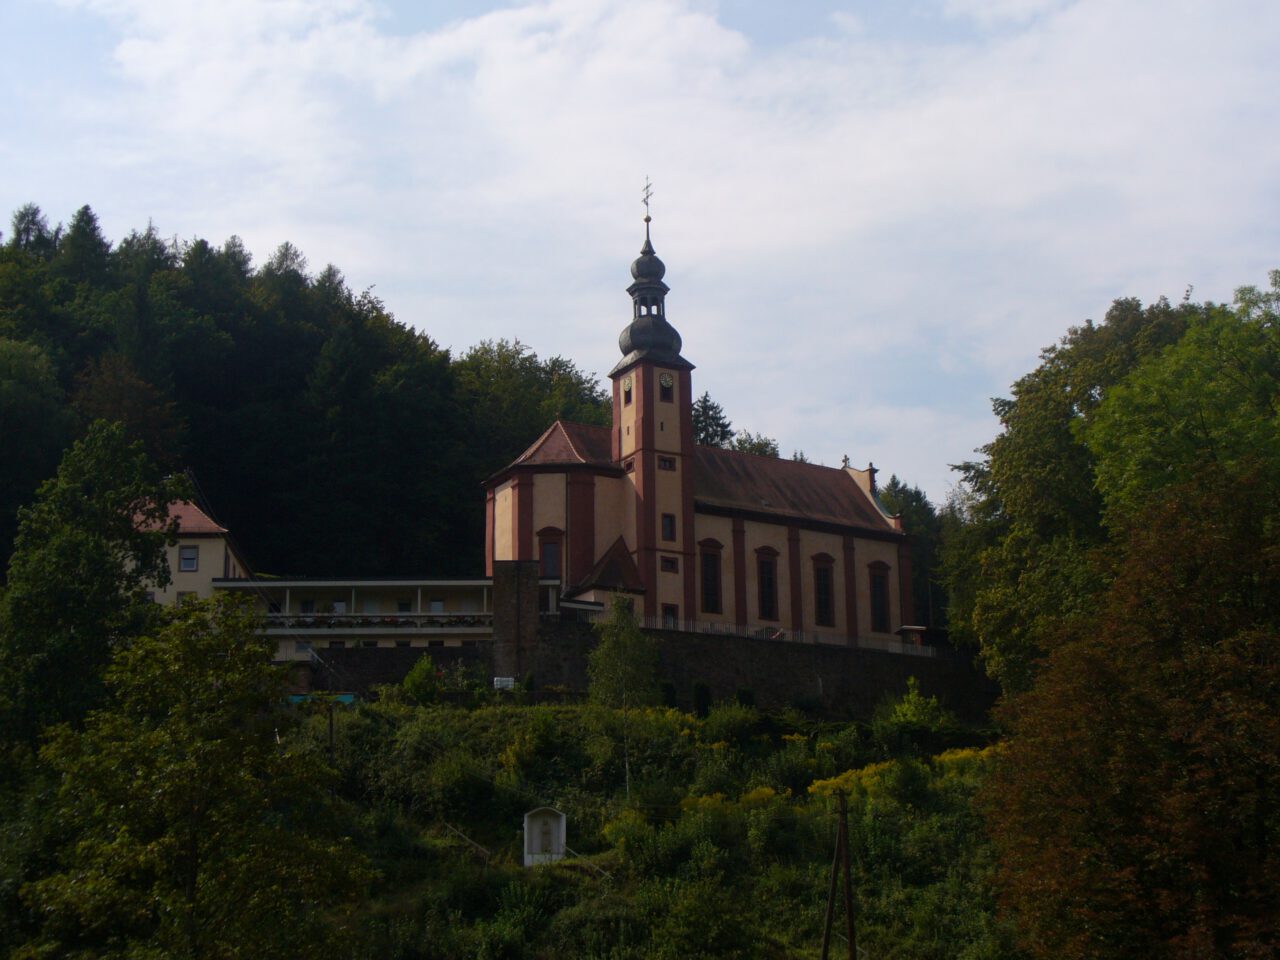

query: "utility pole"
xmin=820 ymin=790 xmax=856 ymax=960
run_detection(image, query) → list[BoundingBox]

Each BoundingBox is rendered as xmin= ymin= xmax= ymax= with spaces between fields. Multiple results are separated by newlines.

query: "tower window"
xmin=660 ymin=556 xmax=678 ymax=573
xmin=624 ymin=385 xmax=632 ymax=405
xmin=661 ymin=513 xmax=676 ymax=541
xmin=660 ymin=381 xmax=673 ymax=403
xmin=658 ymin=456 xmax=675 ymax=471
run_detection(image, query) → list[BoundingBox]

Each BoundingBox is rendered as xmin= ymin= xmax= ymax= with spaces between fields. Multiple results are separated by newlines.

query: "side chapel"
xmin=485 ymin=216 xmax=915 ymax=644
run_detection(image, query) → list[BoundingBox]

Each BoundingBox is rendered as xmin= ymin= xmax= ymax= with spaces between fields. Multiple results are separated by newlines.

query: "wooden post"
xmin=821 ymin=791 xmax=857 ymax=960
xmin=840 ymin=791 xmax=856 ymax=960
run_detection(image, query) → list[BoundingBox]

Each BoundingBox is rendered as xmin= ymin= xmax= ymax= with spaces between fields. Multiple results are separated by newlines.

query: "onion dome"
xmin=610 ymin=215 xmax=693 ymax=376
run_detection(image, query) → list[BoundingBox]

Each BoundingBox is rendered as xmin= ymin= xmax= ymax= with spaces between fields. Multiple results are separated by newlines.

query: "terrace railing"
xmin=262 ymin=611 xmax=494 ymax=634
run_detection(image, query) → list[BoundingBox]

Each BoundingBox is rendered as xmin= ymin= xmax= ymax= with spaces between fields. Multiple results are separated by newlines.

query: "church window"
xmin=541 ymin=540 xmax=561 ymax=578
xmin=662 ymin=604 xmax=679 ymax=629
xmin=700 ymin=545 xmax=722 ymax=614
xmin=538 ymin=527 xmax=564 ymax=579
xmin=869 ymin=562 xmax=891 ymax=633
xmin=661 ymin=513 xmax=677 ymax=541
xmin=813 ymin=555 xmax=835 ymax=627
xmin=756 ymin=547 xmax=779 ymax=621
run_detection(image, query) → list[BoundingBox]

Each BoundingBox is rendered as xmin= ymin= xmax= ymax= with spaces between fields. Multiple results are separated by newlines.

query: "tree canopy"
xmin=0 ymin=205 xmax=614 ymax=578
xmin=22 ymin=595 xmax=371 ymax=958
xmin=0 ymin=420 xmax=187 ymax=743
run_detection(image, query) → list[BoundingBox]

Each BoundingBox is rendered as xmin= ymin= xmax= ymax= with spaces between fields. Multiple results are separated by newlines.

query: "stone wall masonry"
xmin=529 ymin=620 xmax=998 ymax=723
xmin=291 ymin=620 xmax=996 ymax=722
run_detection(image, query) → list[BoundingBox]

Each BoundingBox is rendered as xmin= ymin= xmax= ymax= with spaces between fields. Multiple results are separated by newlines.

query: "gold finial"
xmin=642 ymin=176 xmax=654 ymax=222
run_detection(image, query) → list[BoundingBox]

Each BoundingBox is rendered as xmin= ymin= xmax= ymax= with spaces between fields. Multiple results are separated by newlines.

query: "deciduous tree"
xmin=21 ymin=595 xmax=371 ymax=958
xmin=0 ymin=420 xmax=186 ymax=742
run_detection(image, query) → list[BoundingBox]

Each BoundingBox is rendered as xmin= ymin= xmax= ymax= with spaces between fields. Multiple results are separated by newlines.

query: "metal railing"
xmin=261 ymin=611 xmax=493 ymax=633
xmin=630 ymin=615 xmax=948 ymax=659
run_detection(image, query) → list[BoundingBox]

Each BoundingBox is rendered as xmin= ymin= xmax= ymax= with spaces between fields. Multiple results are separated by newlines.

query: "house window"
xmin=332 ymin=600 xmax=347 ymax=614
xmin=813 ymin=555 xmax=835 ymax=627
xmin=397 ymin=600 xmax=412 ymax=613
xmin=540 ymin=539 xmax=562 ymax=578
xmin=662 ymin=604 xmax=679 ymax=629
xmin=176 ymin=591 xmax=195 ymax=604
xmin=179 ymin=545 xmax=198 ymax=572
xmin=300 ymin=599 xmax=316 ymax=614
xmin=145 ymin=591 xmax=156 ymax=604
xmin=658 ymin=456 xmax=676 ymax=471
xmin=869 ymin=562 xmax=891 ymax=633
xmin=661 ymin=513 xmax=677 ymax=541
xmin=660 ymin=556 xmax=678 ymax=573
xmin=757 ymin=548 xmax=779 ymax=621
xmin=429 ymin=599 xmax=444 ymax=613
xmin=700 ymin=546 xmax=722 ymax=614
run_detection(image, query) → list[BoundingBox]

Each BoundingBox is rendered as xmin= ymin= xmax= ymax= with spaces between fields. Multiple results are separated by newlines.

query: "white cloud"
xmin=9 ymin=0 xmax=1280 ymax=501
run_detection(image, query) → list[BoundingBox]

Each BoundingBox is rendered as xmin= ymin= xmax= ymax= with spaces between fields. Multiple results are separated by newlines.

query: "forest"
xmin=1 ymin=205 xmax=1278 ymax=957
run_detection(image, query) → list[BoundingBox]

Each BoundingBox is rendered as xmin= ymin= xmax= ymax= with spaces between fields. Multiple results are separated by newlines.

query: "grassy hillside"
xmin=299 ymin=683 xmax=1015 ymax=959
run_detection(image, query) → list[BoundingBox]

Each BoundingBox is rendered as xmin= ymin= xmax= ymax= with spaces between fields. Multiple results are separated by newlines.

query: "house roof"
xmin=694 ymin=445 xmax=894 ymax=532
xmin=501 ymin=421 xmax=897 ymax=535
xmin=168 ymin=500 xmax=228 ymax=535
xmin=509 ymin=420 xmax=614 ymax=468
xmin=570 ymin=536 xmax=646 ymax=596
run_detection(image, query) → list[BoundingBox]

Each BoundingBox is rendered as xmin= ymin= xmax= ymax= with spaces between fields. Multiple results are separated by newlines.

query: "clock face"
xmin=659 ymin=373 xmax=674 ymax=388
xmin=623 ymin=376 xmax=633 ymax=390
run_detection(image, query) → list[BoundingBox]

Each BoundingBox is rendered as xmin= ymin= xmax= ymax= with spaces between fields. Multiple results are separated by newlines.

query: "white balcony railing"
xmin=262 ymin=612 xmax=493 ymax=634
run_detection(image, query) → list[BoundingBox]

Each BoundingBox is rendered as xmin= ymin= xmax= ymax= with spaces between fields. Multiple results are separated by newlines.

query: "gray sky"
xmin=4 ymin=0 xmax=1278 ymax=502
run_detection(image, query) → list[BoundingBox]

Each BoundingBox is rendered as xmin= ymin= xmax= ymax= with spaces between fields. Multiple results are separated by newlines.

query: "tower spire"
xmin=641 ymin=176 xmax=654 ymax=253
xmin=610 ymin=180 xmax=691 ymax=376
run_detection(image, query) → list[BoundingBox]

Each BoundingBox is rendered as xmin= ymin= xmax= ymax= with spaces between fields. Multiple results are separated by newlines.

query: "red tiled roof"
xmin=570 ymin=536 xmax=646 ymax=595
xmin=501 ymin=420 xmax=896 ymax=535
xmin=167 ymin=500 xmax=228 ymax=535
xmin=693 ymin=446 xmax=894 ymax=532
xmin=511 ymin=421 xmax=613 ymax=467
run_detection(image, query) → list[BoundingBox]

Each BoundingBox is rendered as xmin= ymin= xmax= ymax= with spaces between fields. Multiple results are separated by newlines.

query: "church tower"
xmin=609 ymin=209 xmax=696 ymax=622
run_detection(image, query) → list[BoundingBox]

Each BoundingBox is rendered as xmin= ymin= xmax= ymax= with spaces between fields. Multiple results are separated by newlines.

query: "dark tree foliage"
xmin=879 ymin=475 xmax=945 ymax=628
xmin=942 ymin=295 xmax=1193 ymax=689
xmin=985 ymin=468 xmax=1280 ymax=960
xmin=0 ymin=339 xmax=72 ymax=569
xmin=22 ymin=595 xmax=371 ymax=958
xmin=0 ymin=421 xmax=186 ymax=743
xmin=0 ymin=206 xmax=617 ymax=578
xmin=976 ymin=272 xmax=1280 ymax=957
xmin=692 ymin=390 xmax=734 ymax=446
xmin=731 ymin=429 xmax=780 ymax=458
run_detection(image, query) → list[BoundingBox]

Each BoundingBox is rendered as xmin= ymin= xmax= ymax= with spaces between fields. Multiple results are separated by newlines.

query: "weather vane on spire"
xmin=642 ymin=176 xmax=653 ymax=222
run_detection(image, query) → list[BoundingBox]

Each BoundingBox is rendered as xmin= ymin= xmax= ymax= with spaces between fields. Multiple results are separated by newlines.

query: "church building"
xmin=485 ymin=217 xmax=915 ymax=644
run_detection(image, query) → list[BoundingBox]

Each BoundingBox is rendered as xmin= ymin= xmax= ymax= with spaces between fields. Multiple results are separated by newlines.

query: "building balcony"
xmin=261 ymin=611 xmax=494 ymax=634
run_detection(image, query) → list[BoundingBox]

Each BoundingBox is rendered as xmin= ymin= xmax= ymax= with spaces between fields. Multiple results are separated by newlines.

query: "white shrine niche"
xmin=523 ymin=807 xmax=566 ymax=867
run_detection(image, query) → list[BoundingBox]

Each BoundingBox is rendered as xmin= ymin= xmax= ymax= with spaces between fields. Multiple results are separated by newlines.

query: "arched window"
xmin=699 ymin=538 xmax=724 ymax=615
xmin=756 ymin=546 xmax=780 ymax=622
xmin=868 ymin=561 xmax=891 ymax=633
xmin=812 ymin=553 xmax=835 ymax=627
